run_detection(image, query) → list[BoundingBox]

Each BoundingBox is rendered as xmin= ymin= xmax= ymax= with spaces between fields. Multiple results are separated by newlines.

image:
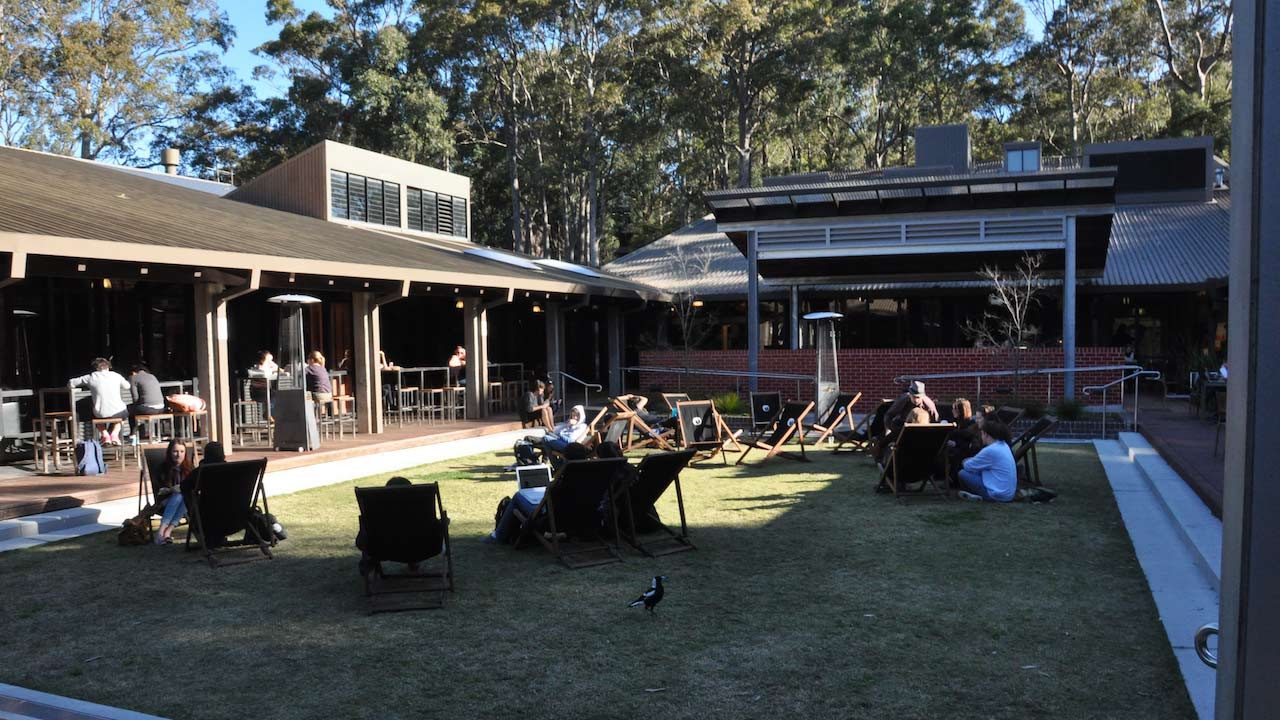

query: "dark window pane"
xmin=421 ymin=189 xmax=437 ymax=233
xmin=348 ymin=174 xmax=367 ymax=222
xmin=384 ymin=181 xmax=400 ymax=227
xmin=437 ymin=193 xmax=453 ymax=235
xmin=407 ymin=189 xmax=422 ymax=231
xmin=367 ymin=179 xmax=384 ymax=225
xmin=451 ymin=197 xmax=467 ymax=237
xmin=330 ymin=171 xmax=348 ymax=220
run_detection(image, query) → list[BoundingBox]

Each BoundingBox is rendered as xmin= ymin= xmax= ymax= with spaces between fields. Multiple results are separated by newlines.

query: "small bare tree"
xmin=963 ymin=252 xmax=1047 ymax=395
xmin=669 ymin=241 xmax=719 ymax=373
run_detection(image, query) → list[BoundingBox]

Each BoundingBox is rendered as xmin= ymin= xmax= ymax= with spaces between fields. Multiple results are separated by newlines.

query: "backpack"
xmin=117 ymin=516 xmax=151 ymax=546
xmin=75 ymin=440 xmax=104 ymax=476
xmin=513 ymin=440 xmax=540 ymax=467
xmin=247 ymin=508 xmax=285 ymax=544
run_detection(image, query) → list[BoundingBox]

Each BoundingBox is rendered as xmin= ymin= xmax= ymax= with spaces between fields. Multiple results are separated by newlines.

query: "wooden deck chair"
xmin=995 ymin=406 xmax=1025 ymax=426
xmin=748 ymin=392 xmax=782 ymax=439
xmin=675 ymin=400 xmax=740 ymax=465
xmin=619 ymin=449 xmax=697 ymax=557
xmin=660 ymin=392 xmax=691 ymax=413
xmin=136 ymin=447 xmax=187 ymax=541
xmin=354 ymin=482 xmax=454 ymax=613
xmin=833 ymin=399 xmax=891 ymax=452
xmin=1012 ymin=415 xmax=1058 ymax=487
xmin=809 ymin=392 xmax=862 ymax=445
xmin=737 ymin=400 xmax=815 ymax=465
xmin=185 ymin=458 xmax=274 ymax=567
xmin=512 ymin=457 xmax=626 ymax=569
xmin=878 ymin=423 xmax=955 ymax=497
xmin=608 ymin=397 xmax=675 ymax=451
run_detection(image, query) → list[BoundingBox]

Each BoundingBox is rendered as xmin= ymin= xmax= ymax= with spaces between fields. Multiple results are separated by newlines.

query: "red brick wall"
xmin=637 ymin=347 xmax=1127 ymax=410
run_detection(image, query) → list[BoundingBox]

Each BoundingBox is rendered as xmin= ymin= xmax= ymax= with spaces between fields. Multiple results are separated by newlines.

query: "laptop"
xmin=516 ymin=463 xmax=553 ymax=489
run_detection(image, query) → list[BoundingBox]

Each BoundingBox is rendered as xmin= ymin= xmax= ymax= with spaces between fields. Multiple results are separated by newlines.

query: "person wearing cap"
xmin=884 ymin=380 xmax=939 ymax=437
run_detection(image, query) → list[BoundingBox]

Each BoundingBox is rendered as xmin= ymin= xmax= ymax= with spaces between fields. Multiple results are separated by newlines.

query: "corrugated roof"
xmin=0 ymin=146 xmax=661 ymax=299
xmin=605 ymin=195 xmax=1230 ymax=297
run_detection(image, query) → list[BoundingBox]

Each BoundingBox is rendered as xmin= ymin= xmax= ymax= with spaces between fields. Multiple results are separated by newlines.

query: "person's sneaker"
xmin=958 ymin=490 xmax=983 ymax=502
xmin=481 ymin=533 xmax=501 ymax=545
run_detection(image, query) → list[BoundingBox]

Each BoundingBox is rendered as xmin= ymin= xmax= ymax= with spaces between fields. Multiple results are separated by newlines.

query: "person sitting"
xmin=248 ymin=351 xmax=278 ymax=420
xmin=70 ymin=357 xmax=132 ymax=445
xmin=521 ymin=379 xmax=555 ymax=430
xmin=484 ymin=444 xmax=592 ymax=544
xmin=956 ymin=418 xmax=1017 ymax=502
xmin=448 ymin=345 xmax=467 ymax=386
xmin=378 ymin=351 xmax=400 ymax=410
xmin=305 ymin=351 xmax=333 ymax=412
xmin=356 ymin=476 xmax=420 ymax=575
xmin=127 ymin=363 xmax=166 ymax=442
xmin=528 ymin=405 xmax=589 ymax=453
xmin=873 ymin=380 xmax=940 ymax=463
xmin=338 ymin=349 xmax=353 ymax=371
xmin=1218 ymin=361 xmax=1229 ymax=380
xmin=154 ymin=439 xmax=195 ymax=544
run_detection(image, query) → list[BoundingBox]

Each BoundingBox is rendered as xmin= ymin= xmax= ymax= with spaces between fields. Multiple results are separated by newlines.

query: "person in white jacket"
xmin=69 ymin=358 xmax=131 ymax=445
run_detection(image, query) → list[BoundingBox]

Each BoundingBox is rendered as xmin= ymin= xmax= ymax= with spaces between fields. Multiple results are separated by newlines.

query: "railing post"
xmin=1102 ymin=389 xmax=1107 ymax=438
xmin=1047 ymin=374 xmax=1053 ymax=405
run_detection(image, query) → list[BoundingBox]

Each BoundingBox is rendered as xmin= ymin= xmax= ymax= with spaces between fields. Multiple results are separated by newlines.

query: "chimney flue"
xmin=161 ymin=148 xmax=180 ymax=175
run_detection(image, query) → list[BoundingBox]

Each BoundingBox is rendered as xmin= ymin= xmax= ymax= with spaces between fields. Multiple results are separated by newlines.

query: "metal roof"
xmin=604 ymin=194 xmax=1231 ymax=298
xmin=0 ymin=146 xmax=662 ymax=299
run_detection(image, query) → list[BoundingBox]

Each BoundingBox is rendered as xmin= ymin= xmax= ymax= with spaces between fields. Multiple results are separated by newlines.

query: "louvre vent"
xmin=829 ymin=225 xmax=901 ymax=247
xmin=905 ymin=221 xmax=981 ymax=244
xmin=758 ymin=227 xmax=825 ymax=248
xmin=985 ymin=217 xmax=1065 ymax=242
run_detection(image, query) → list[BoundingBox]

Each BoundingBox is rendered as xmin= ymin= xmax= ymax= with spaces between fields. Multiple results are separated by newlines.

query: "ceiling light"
xmin=363 ymin=282 xmax=369 ymax=288
xmin=532 ymin=303 xmax=543 ymax=314
xmin=288 ymin=273 xmax=295 ymax=283
xmin=102 ymin=278 xmax=113 ymax=289
xmin=77 ymin=264 xmax=86 ymax=272
xmin=193 ymin=271 xmax=203 ymax=278
xmin=328 ymin=279 xmax=334 ymax=286
xmin=139 ymin=267 xmax=149 ymax=275
xmin=692 ymin=299 xmax=704 ymax=308
xmin=455 ymin=298 xmax=464 ymax=309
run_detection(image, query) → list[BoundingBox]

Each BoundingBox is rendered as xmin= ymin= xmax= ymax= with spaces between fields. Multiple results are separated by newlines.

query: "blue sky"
xmin=217 ymin=0 xmax=330 ymax=95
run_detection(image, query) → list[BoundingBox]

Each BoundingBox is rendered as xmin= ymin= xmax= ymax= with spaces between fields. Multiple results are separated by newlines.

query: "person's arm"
xmin=68 ymin=373 xmax=92 ymax=388
xmin=923 ymin=396 xmax=939 ymax=422
xmin=118 ymin=374 xmax=131 ymax=396
xmin=962 ymin=445 xmax=995 ymax=472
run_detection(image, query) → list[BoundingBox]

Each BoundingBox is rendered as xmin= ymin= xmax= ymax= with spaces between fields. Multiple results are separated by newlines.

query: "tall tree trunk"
xmin=506 ymin=97 xmax=523 ymax=253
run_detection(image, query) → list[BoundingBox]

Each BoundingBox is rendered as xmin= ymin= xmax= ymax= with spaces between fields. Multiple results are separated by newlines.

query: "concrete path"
xmin=0 ymin=428 xmax=528 ymax=554
xmin=0 ymin=683 xmax=167 ymax=720
xmin=1095 ymin=433 xmax=1220 ymax=720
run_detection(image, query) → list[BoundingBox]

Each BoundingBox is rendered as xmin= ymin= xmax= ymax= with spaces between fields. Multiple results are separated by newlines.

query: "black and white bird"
xmin=628 ymin=575 xmax=667 ymax=614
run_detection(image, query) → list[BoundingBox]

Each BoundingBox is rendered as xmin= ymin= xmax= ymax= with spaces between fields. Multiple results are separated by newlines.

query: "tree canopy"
xmin=1 ymin=0 xmax=1233 ymax=265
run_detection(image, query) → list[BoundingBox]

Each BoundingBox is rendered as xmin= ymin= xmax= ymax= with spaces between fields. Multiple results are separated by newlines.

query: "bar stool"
xmin=445 ymin=386 xmax=466 ymax=420
xmin=34 ymin=412 xmax=75 ymax=472
xmin=488 ymin=381 xmax=505 ymax=414
xmin=504 ymin=380 xmax=523 ymax=411
xmin=397 ymin=386 xmax=422 ymax=425
xmin=90 ymin=418 xmax=128 ymax=468
xmin=423 ymin=388 xmax=446 ymax=424
xmin=173 ymin=409 xmax=208 ymax=456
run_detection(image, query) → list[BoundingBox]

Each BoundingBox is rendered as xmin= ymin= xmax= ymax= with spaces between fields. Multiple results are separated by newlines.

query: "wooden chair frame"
xmin=512 ymin=458 xmax=626 ymax=569
xmin=660 ymin=393 xmax=692 ymax=413
xmin=1012 ymin=415 xmax=1058 ymax=487
xmin=608 ymin=396 xmax=676 ymax=451
xmin=878 ymin=423 xmax=954 ymax=497
xmin=810 ymin=392 xmax=862 ymax=445
xmin=833 ymin=399 xmax=891 ymax=453
xmin=737 ymin=400 xmax=815 ymax=465
xmin=675 ymin=400 xmax=741 ymax=465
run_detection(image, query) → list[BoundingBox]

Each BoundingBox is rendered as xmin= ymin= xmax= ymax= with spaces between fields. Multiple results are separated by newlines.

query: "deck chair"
xmin=995 ymin=406 xmax=1025 ymax=426
xmin=833 ymin=399 xmax=891 ymax=452
xmin=354 ymin=482 xmax=454 ymax=613
xmin=512 ymin=457 xmax=626 ymax=569
xmin=737 ymin=400 xmax=815 ymax=465
xmin=660 ymin=393 xmax=691 ymax=413
xmin=619 ymin=449 xmax=697 ymax=557
xmin=184 ymin=458 xmax=274 ymax=567
xmin=809 ymin=392 xmax=862 ymax=445
xmin=675 ymin=400 xmax=741 ymax=465
xmin=878 ymin=423 xmax=955 ymax=497
xmin=748 ymin=392 xmax=782 ymax=439
xmin=136 ymin=447 xmax=184 ymax=541
xmin=609 ymin=397 xmax=676 ymax=451
xmin=1012 ymin=415 xmax=1058 ymax=487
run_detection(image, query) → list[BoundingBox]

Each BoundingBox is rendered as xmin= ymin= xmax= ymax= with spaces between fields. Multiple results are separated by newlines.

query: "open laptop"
xmin=516 ymin=463 xmax=553 ymax=489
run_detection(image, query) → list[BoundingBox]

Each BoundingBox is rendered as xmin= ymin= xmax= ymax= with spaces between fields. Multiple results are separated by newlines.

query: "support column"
xmin=351 ymin=291 xmax=384 ymax=435
xmin=463 ymin=297 xmax=490 ymax=420
xmin=193 ymin=283 xmax=231 ymax=447
xmin=545 ymin=301 xmax=564 ymax=382
xmin=1063 ymin=218 xmax=1077 ymax=398
xmin=747 ymin=230 xmax=760 ymax=392
xmin=1219 ymin=2 xmax=1280 ymax=715
xmin=607 ymin=306 xmax=623 ymax=396
xmin=790 ymin=285 xmax=801 ymax=350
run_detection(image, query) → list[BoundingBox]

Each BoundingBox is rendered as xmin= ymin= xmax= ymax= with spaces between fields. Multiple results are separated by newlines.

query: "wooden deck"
xmin=0 ymin=416 xmax=523 ymax=520
xmin=1138 ymin=399 xmax=1225 ymax=516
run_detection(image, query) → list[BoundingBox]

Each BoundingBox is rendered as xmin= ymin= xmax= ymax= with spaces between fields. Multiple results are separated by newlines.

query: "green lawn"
xmin=0 ymin=445 xmax=1193 ymax=720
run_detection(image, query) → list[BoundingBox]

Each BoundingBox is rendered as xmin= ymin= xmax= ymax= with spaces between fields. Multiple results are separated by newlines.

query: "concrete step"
xmin=0 ymin=683 xmax=167 ymax=720
xmin=1117 ymin=432 xmax=1222 ymax=586
xmin=0 ymin=506 xmax=103 ymax=542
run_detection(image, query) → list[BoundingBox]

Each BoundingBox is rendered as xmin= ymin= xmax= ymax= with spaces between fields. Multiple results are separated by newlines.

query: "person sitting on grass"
xmin=956 ymin=418 xmax=1017 ymax=503
xmin=154 ymin=439 xmax=195 ymax=544
xmin=528 ymin=404 xmax=589 ymax=452
xmin=484 ymin=444 xmax=592 ymax=544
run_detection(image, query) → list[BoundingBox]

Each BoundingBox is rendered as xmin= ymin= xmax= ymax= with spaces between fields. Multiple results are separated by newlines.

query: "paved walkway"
xmin=1137 ymin=400 xmax=1224 ymax=516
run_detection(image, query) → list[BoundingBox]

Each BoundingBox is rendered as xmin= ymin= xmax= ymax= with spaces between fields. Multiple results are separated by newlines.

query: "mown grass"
xmin=0 ymin=445 xmax=1193 ymax=720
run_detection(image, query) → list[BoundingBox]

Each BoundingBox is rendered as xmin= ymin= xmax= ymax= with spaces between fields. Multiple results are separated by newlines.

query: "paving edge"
xmin=0 ymin=682 xmax=168 ymax=720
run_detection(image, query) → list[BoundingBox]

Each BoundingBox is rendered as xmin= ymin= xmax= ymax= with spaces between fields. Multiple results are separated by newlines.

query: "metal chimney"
xmin=161 ymin=148 xmax=180 ymax=175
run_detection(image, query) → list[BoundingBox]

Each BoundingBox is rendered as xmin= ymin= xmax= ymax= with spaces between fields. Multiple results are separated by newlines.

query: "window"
xmin=405 ymin=186 xmax=467 ymax=238
xmin=1005 ymin=146 xmax=1041 ymax=173
xmin=329 ymin=170 xmax=401 ymax=227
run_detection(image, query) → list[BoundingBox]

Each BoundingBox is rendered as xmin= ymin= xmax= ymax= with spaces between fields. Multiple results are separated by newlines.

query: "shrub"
xmin=1054 ymin=398 xmax=1087 ymax=422
xmin=710 ymin=391 xmax=745 ymax=415
xmin=1002 ymin=397 xmax=1046 ymax=419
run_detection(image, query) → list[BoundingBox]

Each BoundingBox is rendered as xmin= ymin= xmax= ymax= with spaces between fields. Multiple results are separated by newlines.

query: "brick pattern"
xmin=637 ymin=347 xmax=1127 ymax=410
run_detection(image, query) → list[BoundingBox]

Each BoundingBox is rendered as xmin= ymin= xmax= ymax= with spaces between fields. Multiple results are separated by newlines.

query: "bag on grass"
xmin=513 ymin=440 xmax=540 ymax=467
xmin=75 ymin=439 xmax=104 ymax=476
xmin=247 ymin=508 xmax=286 ymax=544
xmin=117 ymin=515 xmax=151 ymax=546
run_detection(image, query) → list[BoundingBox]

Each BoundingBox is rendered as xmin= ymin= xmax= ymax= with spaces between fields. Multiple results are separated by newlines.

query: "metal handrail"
xmin=622 ymin=365 xmax=815 ymax=399
xmin=1083 ymin=369 xmax=1163 ymax=437
xmin=895 ymin=364 xmax=1146 ymax=382
xmin=552 ymin=370 xmax=603 ymax=422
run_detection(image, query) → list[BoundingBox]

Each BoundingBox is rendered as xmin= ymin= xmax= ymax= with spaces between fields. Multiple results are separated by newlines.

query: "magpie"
xmin=628 ymin=575 xmax=667 ymax=614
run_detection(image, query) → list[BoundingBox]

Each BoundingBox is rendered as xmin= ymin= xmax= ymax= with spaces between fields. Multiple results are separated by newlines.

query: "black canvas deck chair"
xmin=354 ymin=482 xmax=454 ymax=613
xmin=809 ymin=392 xmax=862 ymax=445
xmin=878 ymin=423 xmax=955 ymax=497
xmin=748 ymin=392 xmax=782 ymax=440
xmin=675 ymin=400 xmax=741 ymax=465
xmin=185 ymin=458 xmax=273 ymax=567
xmin=833 ymin=399 xmax=891 ymax=452
xmin=513 ymin=457 xmax=626 ymax=569
xmin=135 ymin=448 xmax=169 ymax=538
xmin=995 ymin=406 xmax=1025 ymax=426
xmin=737 ymin=400 xmax=815 ymax=465
xmin=1012 ymin=415 xmax=1058 ymax=487
xmin=619 ymin=449 xmax=697 ymax=557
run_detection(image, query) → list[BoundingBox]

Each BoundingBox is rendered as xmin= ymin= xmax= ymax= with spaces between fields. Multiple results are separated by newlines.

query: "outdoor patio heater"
xmin=804 ymin=311 xmax=843 ymax=419
xmin=268 ymin=294 xmax=321 ymax=452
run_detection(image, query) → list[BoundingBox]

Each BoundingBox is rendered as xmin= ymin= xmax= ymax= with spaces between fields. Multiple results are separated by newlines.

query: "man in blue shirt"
xmin=957 ymin=418 xmax=1018 ymax=502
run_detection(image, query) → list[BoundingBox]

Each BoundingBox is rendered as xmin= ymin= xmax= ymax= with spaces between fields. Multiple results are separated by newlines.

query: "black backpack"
xmin=513 ymin=440 xmax=540 ymax=467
